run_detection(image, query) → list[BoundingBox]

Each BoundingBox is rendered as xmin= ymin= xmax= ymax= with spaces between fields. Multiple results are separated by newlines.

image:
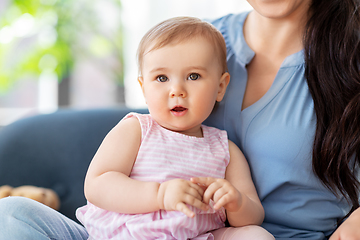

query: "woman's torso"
xmin=205 ymin=12 xmax=350 ymax=239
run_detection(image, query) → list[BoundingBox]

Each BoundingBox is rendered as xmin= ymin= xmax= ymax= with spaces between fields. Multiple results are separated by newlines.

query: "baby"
xmin=76 ymin=16 xmax=274 ymax=240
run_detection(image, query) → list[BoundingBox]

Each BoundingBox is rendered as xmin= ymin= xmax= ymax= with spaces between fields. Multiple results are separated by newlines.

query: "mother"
xmin=1 ymin=0 xmax=360 ymax=239
xmin=205 ymin=0 xmax=360 ymax=238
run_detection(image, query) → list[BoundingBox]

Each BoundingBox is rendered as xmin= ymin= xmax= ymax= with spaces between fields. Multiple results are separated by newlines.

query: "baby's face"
xmin=139 ymin=37 xmax=229 ymax=137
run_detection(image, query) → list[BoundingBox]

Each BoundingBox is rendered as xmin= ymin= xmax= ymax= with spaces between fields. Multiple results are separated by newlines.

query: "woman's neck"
xmin=244 ymin=10 xmax=308 ymax=59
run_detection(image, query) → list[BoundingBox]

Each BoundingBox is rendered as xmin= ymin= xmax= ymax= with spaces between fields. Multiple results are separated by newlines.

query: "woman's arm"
xmin=329 ymin=207 xmax=360 ymax=240
xmin=192 ymin=140 xmax=264 ymax=227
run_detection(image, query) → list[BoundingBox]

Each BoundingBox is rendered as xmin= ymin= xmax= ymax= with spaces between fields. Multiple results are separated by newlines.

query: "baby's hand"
xmin=191 ymin=177 xmax=242 ymax=212
xmin=157 ymin=179 xmax=209 ymax=218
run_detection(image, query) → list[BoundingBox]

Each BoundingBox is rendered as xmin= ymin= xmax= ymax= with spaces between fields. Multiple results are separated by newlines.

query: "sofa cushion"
xmin=0 ymin=108 xmax=148 ymax=221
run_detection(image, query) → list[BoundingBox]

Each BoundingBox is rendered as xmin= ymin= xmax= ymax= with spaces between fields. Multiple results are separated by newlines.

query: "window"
xmin=0 ymin=0 xmax=252 ymax=114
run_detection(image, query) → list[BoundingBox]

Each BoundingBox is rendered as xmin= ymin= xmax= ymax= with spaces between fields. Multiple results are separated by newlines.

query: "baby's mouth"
xmin=171 ymin=106 xmax=188 ymax=113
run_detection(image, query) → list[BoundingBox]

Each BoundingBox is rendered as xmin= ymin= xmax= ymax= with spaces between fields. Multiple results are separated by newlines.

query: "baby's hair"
xmin=137 ymin=16 xmax=228 ymax=76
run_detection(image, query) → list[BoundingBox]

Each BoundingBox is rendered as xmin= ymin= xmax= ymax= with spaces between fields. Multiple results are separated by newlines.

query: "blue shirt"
xmin=205 ymin=12 xmax=350 ymax=239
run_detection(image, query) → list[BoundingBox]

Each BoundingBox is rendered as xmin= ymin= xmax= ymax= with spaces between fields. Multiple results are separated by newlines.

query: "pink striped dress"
xmin=76 ymin=113 xmax=230 ymax=240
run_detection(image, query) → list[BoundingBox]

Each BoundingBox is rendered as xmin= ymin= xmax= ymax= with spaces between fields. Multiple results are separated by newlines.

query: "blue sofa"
xmin=0 ymin=107 xmax=148 ymax=222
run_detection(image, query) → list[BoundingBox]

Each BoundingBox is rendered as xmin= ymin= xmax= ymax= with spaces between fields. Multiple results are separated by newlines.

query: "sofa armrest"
xmin=0 ymin=107 xmax=148 ymax=221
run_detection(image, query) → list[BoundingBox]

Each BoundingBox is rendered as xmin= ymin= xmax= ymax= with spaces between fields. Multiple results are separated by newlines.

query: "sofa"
xmin=0 ymin=107 xmax=148 ymax=222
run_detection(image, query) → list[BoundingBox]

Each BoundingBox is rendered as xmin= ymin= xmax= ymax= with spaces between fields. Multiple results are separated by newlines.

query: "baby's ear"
xmin=138 ymin=77 xmax=147 ymax=104
xmin=138 ymin=76 xmax=144 ymax=87
xmin=216 ymin=72 xmax=230 ymax=102
xmin=138 ymin=77 xmax=145 ymax=94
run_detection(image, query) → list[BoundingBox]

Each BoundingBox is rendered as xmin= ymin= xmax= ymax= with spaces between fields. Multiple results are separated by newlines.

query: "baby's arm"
xmin=84 ymin=117 xmax=207 ymax=216
xmin=191 ymin=140 xmax=264 ymax=227
xmin=224 ymin=140 xmax=264 ymax=226
xmin=84 ymin=117 xmax=159 ymax=213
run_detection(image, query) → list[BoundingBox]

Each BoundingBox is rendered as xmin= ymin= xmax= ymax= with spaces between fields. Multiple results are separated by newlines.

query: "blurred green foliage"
xmin=0 ymin=0 xmax=123 ymax=94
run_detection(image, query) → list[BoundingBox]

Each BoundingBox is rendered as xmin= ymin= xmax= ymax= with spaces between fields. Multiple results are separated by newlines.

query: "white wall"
xmin=121 ymin=0 xmax=253 ymax=108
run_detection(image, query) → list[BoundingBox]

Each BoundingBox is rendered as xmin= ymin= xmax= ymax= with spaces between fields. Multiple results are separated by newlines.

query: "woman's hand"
xmin=329 ymin=207 xmax=360 ymax=240
xmin=157 ymin=179 xmax=209 ymax=218
xmin=191 ymin=177 xmax=242 ymax=212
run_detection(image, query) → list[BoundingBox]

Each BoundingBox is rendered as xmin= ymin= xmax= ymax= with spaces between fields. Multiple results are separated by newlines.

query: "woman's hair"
xmin=304 ymin=0 xmax=360 ymax=219
xmin=137 ymin=16 xmax=228 ymax=76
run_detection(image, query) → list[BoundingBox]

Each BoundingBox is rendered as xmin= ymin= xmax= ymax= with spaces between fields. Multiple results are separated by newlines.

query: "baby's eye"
xmin=156 ymin=75 xmax=168 ymax=82
xmin=187 ymin=73 xmax=200 ymax=81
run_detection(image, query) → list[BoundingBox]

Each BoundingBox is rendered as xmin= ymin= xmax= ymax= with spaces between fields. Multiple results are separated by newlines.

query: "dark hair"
xmin=304 ymin=0 xmax=360 ymax=219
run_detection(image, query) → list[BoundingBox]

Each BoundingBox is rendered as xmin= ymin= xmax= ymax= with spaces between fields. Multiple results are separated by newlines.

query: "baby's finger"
xmin=213 ymin=189 xmax=241 ymax=211
xmin=212 ymin=193 xmax=230 ymax=210
xmin=202 ymin=181 xmax=224 ymax=204
xmin=175 ymin=202 xmax=195 ymax=218
xmin=191 ymin=177 xmax=217 ymax=187
xmin=183 ymin=194 xmax=209 ymax=212
xmin=185 ymin=186 xmax=203 ymax=202
xmin=189 ymin=182 xmax=205 ymax=197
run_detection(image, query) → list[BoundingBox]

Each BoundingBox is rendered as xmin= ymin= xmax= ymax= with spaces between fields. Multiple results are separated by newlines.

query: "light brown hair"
xmin=137 ymin=16 xmax=228 ymax=75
